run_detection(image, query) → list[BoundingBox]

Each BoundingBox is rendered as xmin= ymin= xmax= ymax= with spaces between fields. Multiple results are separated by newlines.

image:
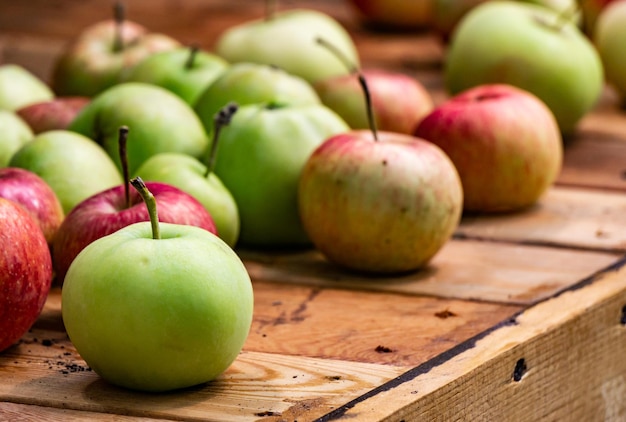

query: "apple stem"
xmin=315 ymin=37 xmax=378 ymax=141
xmin=130 ymin=176 xmax=160 ymax=240
xmin=204 ymin=102 xmax=239 ymax=178
xmin=185 ymin=43 xmax=200 ymax=70
xmin=550 ymin=3 xmax=579 ymax=30
xmin=112 ymin=0 xmax=125 ymax=53
xmin=117 ymin=126 xmax=131 ymax=208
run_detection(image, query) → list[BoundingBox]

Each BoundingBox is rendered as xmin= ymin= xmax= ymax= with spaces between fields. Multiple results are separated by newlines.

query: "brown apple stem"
xmin=315 ymin=37 xmax=378 ymax=141
xmin=185 ymin=43 xmax=200 ymax=70
xmin=117 ymin=126 xmax=131 ymax=208
xmin=129 ymin=176 xmax=160 ymax=240
xmin=358 ymin=74 xmax=379 ymax=141
xmin=112 ymin=0 xmax=125 ymax=53
xmin=204 ymin=102 xmax=239 ymax=178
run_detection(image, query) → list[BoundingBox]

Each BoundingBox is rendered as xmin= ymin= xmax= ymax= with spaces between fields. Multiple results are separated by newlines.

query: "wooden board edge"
xmin=311 ymin=255 xmax=626 ymax=421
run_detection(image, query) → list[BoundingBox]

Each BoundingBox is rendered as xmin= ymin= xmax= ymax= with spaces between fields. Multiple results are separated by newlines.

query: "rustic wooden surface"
xmin=2 ymin=1 xmax=626 ymax=421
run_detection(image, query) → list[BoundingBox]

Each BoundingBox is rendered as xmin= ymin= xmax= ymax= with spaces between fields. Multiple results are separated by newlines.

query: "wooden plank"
xmin=241 ymin=240 xmax=618 ymax=306
xmin=1 ymin=327 xmax=408 ymax=421
xmin=0 ymin=402 xmax=170 ymax=421
xmin=312 ymin=258 xmax=626 ymax=422
xmin=557 ymin=90 xmax=626 ymax=192
xmin=458 ymin=185 xmax=626 ymax=252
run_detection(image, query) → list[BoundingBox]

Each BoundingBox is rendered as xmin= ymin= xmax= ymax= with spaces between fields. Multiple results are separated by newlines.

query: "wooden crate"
xmin=2 ymin=1 xmax=626 ymax=420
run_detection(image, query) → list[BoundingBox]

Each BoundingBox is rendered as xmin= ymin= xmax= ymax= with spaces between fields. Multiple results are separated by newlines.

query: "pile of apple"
xmin=1 ymin=0 xmax=625 ymax=392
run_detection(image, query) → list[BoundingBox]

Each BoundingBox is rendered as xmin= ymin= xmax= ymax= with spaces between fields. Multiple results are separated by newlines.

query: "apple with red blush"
xmin=313 ymin=38 xmax=433 ymax=135
xmin=415 ymin=84 xmax=562 ymax=212
xmin=0 ymin=167 xmax=64 ymax=244
xmin=0 ymin=197 xmax=53 ymax=352
xmin=17 ymin=97 xmax=90 ymax=134
xmin=298 ymin=70 xmax=463 ymax=274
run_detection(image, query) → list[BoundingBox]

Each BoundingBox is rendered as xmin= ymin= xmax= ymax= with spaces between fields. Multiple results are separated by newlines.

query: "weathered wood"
xmin=321 ymin=258 xmax=626 ymax=422
xmin=0 ymin=402 xmax=170 ymax=422
xmin=1 ymin=326 xmax=408 ymax=421
xmin=458 ymin=186 xmax=626 ymax=253
xmin=242 ymin=240 xmax=618 ymax=305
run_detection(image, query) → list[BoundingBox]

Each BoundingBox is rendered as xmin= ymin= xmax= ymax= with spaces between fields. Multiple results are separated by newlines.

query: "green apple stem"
xmin=547 ymin=3 xmax=579 ymax=30
xmin=112 ymin=0 xmax=125 ymax=53
xmin=204 ymin=102 xmax=239 ymax=178
xmin=117 ymin=126 xmax=131 ymax=208
xmin=315 ymin=37 xmax=378 ymax=141
xmin=129 ymin=176 xmax=160 ymax=240
xmin=185 ymin=43 xmax=200 ymax=70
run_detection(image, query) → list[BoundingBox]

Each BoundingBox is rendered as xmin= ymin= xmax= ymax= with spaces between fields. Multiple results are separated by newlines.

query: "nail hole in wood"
xmin=620 ymin=305 xmax=626 ymax=325
xmin=512 ymin=358 xmax=527 ymax=382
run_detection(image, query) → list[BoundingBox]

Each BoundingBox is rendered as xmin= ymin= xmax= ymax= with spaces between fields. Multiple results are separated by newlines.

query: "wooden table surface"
xmin=2 ymin=1 xmax=626 ymax=421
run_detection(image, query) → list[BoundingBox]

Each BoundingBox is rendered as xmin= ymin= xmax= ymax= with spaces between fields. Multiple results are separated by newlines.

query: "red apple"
xmin=0 ymin=197 xmax=53 ymax=352
xmin=0 ymin=167 xmax=64 ymax=244
xmin=16 ymin=97 xmax=90 ymax=134
xmin=52 ymin=181 xmax=217 ymax=284
xmin=415 ymin=84 xmax=562 ymax=212
xmin=313 ymin=68 xmax=434 ymax=135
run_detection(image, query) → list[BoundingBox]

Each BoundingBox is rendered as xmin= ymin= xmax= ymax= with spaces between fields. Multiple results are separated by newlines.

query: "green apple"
xmin=68 ymin=82 xmax=209 ymax=175
xmin=444 ymin=1 xmax=603 ymax=134
xmin=51 ymin=13 xmax=180 ymax=97
xmin=62 ymin=178 xmax=253 ymax=392
xmin=0 ymin=65 xmax=54 ymax=111
xmin=213 ymin=103 xmax=349 ymax=247
xmin=194 ymin=62 xmax=320 ymax=135
xmin=0 ymin=111 xmax=34 ymax=167
xmin=135 ymin=104 xmax=240 ymax=247
xmin=594 ymin=0 xmax=626 ymax=103
xmin=9 ymin=130 xmax=123 ymax=214
xmin=215 ymin=9 xmax=359 ymax=84
xmin=124 ymin=45 xmax=229 ymax=105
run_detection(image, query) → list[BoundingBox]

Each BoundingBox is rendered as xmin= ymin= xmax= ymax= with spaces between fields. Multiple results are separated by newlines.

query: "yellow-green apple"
xmin=16 ymin=97 xmax=90 ymax=134
xmin=0 ymin=168 xmax=64 ymax=244
xmin=0 ymin=64 xmax=54 ymax=111
xmin=346 ymin=0 xmax=434 ymax=30
xmin=68 ymin=82 xmax=209 ymax=175
xmin=298 ymin=74 xmax=462 ymax=273
xmin=136 ymin=104 xmax=240 ymax=247
xmin=124 ymin=45 xmax=229 ymax=105
xmin=9 ymin=130 xmax=123 ymax=214
xmin=444 ymin=1 xmax=603 ymax=134
xmin=0 ymin=197 xmax=53 ymax=352
xmin=194 ymin=62 xmax=320 ymax=135
xmin=213 ymin=103 xmax=349 ymax=247
xmin=61 ymin=177 xmax=253 ymax=392
xmin=416 ymin=84 xmax=562 ymax=212
xmin=0 ymin=110 xmax=33 ymax=167
xmin=215 ymin=9 xmax=359 ymax=84
xmin=432 ymin=0 xmax=580 ymax=41
xmin=593 ymin=0 xmax=626 ymax=104
xmin=51 ymin=4 xmax=180 ymax=97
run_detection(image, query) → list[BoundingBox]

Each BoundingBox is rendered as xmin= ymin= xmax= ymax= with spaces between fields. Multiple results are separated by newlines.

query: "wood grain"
xmin=458 ymin=186 xmax=626 ymax=252
xmin=323 ymin=258 xmax=626 ymax=422
xmin=1 ymin=326 xmax=408 ymax=422
xmin=241 ymin=240 xmax=619 ymax=305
